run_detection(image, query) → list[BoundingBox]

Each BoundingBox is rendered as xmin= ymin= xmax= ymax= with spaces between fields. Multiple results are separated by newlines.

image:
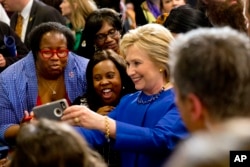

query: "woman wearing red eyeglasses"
xmin=0 ymin=22 xmax=89 ymax=146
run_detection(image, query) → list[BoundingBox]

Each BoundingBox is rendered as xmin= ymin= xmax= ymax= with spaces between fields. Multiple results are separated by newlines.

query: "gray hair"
xmin=170 ymin=27 xmax=250 ymax=120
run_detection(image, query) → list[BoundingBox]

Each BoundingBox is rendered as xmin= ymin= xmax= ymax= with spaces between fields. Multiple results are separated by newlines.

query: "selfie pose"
xmin=0 ymin=22 xmax=89 ymax=146
xmin=62 ymin=24 xmax=188 ymax=167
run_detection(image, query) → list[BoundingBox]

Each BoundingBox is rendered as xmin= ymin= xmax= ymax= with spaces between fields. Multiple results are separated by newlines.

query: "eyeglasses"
xmin=95 ymin=29 xmax=119 ymax=43
xmin=39 ymin=49 xmax=69 ymax=58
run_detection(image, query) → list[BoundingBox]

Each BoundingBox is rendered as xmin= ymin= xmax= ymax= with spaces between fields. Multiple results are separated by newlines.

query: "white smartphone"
xmin=32 ymin=99 xmax=69 ymax=121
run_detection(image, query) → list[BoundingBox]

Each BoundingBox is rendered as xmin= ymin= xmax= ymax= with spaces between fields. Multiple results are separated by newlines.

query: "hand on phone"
xmin=32 ymin=99 xmax=69 ymax=121
xmin=21 ymin=111 xmax=33 ymax=124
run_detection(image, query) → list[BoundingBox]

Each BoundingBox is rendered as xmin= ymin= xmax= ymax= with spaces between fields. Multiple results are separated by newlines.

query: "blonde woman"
xmin=60 ymin=0 xmax=97 ymax=52
xmin=62 ymin=24 xmax=188 ymax=167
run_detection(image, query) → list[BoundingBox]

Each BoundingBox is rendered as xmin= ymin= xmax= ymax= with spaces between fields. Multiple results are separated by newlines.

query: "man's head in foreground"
xmin=169 ymin=27 xmax=250 ymax=132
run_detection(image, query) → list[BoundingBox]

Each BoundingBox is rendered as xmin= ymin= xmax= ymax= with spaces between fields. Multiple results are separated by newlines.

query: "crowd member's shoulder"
xmin=0 ymin=21 xmax=11 ymax=33
xmin=0 ymin=52 xmax=33 ymax=78
xmin=69 ymin=51 xmax=89 ymax=63
xmin=32 ymin=0 xmax=66 ymax=25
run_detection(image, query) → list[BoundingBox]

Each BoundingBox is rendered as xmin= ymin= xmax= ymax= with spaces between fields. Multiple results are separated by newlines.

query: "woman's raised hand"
xmin=61 ymin=105 xmax=105 ymax=131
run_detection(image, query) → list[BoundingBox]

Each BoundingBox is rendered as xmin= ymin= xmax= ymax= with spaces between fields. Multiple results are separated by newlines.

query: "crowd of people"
xmin=0 ymin=0 xmax=250 ymax=167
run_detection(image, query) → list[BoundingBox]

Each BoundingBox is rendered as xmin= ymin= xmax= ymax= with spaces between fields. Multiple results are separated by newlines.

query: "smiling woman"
xmin=73 ymin=49 xmax=135 ymax=115
xmin=61 ymin=23 xmax=188 ymax=167
xmin=72 ymin=49 xmax=135 ymax=166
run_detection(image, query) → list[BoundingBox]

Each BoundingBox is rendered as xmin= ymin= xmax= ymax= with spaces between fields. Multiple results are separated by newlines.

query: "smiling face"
xmin=93 ymin=60 xmax=122 ymax=105
xmin=36 ymin=31 xmax=68 ymax=78
xmin=125 ymin=45 xmax=164 ymax=95
xmin=95 ymin=21 xmax=120 ymax=53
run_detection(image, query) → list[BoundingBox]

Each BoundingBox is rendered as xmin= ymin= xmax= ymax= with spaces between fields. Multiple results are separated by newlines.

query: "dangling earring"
xmin=159 ymin=69 xmax=163 ymax=72
xmin=94 ymin=45 xmax=98 ymax=51
xmin=122 ymin=86 xmax=125 ymax=89
xmin=81 ymin=40 xmax=86 ymax=47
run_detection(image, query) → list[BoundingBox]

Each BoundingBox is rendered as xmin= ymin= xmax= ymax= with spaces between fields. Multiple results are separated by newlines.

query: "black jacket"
xmin=10 ymin=0 xmax=66 ymax=47
xmin=0 ymin=21 xmax=29 ymax=72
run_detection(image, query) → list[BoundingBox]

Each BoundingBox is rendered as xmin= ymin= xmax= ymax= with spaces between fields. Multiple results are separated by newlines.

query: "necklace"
xmin=38 ymin=76 xmax=60 ymax=96
xmin=46 ymin=81 xmax=57 ymax=95
xmin=137 ymin=88 xmax=164 ymax=104
xmin=43 ymin=80 xmax=58 ymax=95
xmin=137 ymin=82 xmax=172 ymax=104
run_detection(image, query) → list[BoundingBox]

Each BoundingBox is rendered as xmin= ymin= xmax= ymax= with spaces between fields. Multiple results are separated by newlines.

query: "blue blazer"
xmin=76 ymin=89 xmax=188 ymax=167
xmin=0 ymin=52 xmax=89 ymax=143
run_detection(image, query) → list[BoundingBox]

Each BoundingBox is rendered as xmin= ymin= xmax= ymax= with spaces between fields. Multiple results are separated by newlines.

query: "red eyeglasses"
xmin=39 ymin=49 xmax=69 ymax=58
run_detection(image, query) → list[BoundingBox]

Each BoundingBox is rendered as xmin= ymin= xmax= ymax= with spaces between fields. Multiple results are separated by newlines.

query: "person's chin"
xmin=103 ymin=98 xmax=115 ymax=105
xmin=135 ymin=84 xmax=143 ymax=91
xmin=49 ymin=64 xmax=63 ymax=71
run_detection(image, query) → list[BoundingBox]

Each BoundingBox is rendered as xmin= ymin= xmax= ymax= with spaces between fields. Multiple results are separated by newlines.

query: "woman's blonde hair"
xmin=120 ymin=23 xmax=174 ymax=80
xmin=68 ymin=0 xmax=97 ymax=31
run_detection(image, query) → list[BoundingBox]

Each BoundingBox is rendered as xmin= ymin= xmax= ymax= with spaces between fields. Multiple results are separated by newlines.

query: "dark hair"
xmin=40 ymin=0 xmax=62 ymax=12
xmin=10 ymin=119 xmax=106 ymax=167
xmin=163 ymin=4 xmax=211 ymax=33
xmin=196 ymin=0 xmax=207 ymax=13
xmin=83 ymin=8 xmax=122 ymax=58
xmin=93 ymin=0 xmax=121 ymax=12
xmin=86 ymin=49 xmax=135 ymax=111
xmin=28 ymin=22 xmax=75 ymax=60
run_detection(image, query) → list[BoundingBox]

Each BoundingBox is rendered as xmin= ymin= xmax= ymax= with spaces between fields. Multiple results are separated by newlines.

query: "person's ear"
xmin=186 ymin=93 xmax=204 ymax=122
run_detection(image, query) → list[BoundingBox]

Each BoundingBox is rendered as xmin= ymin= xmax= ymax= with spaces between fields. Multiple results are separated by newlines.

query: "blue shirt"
xmin=0 ymin=51 xmax=89 ymax=143
xmin=76 ymin=89 xmax=188 ymax=167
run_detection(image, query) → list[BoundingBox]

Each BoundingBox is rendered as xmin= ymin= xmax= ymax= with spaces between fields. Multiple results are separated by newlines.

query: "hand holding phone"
xmin=21 ymin=116 xmax=33 ymax=123
xmin=32 ymin=99 xmax=69 ymax=121
xmin=21 ymin=110 xmax=33 ymax=123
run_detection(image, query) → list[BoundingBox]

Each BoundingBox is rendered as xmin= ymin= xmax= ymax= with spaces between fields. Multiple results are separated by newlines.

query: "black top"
xmin=73 ymin=95 xmax=121 ymax=167
xmin=10 ymin=0 xmax=66 ymax=47
xmin=0 ymin=21 xmax=29 ymax=73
